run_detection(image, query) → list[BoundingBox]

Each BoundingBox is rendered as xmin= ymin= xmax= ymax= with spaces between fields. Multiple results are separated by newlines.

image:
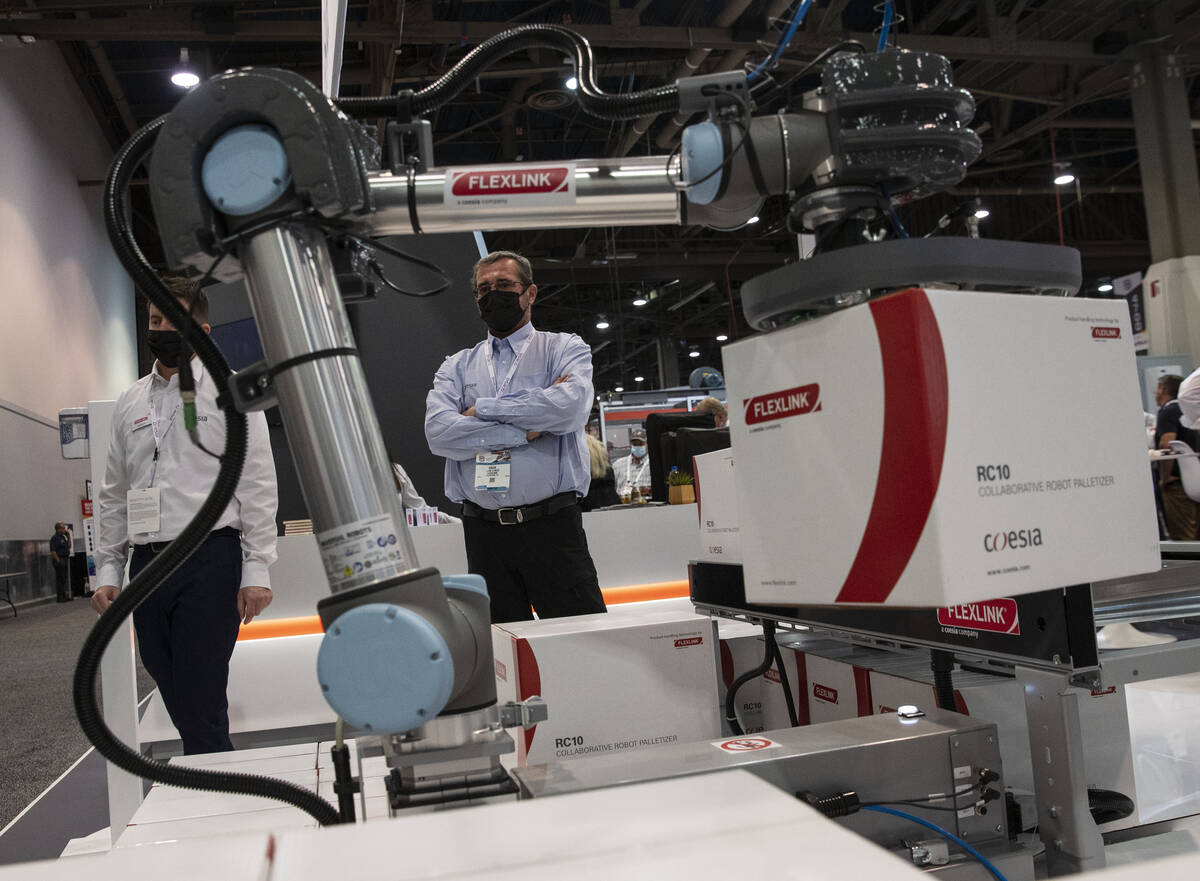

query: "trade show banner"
xmin=1114 ymin=271 xmax=1148 ymax=354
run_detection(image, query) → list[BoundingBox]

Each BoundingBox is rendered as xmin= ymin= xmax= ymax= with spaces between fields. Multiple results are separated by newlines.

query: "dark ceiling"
xmin=3 ymin=0 xmax=1198 ymax=392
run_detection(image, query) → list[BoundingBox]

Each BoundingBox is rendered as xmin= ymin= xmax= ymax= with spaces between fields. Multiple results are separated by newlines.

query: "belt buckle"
xmin=497 ymin=507 xmax=523 ymax=525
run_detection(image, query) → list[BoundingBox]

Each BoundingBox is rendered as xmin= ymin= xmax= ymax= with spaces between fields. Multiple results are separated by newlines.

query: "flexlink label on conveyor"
xmin=444 ymin=163 xmax=576 ymax=210
xmin=936 ymin=598 xmax=1020 ymax=635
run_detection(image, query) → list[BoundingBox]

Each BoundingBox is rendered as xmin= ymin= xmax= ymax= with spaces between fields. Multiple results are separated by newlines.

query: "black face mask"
xmin=477 ymin=289 xmax=526 ymax=334
xmin=146 ymin=329 xmax=185 ymax=368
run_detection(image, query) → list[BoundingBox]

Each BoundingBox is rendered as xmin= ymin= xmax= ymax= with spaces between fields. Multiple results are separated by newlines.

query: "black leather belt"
xmin=461 ymin=491 xmax=578 ymax=525
xmin=134 ymin=525 xmax=240 ymax=554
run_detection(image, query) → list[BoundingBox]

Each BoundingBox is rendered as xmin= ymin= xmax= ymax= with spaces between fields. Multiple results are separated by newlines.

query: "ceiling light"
xmin=746 ymin=215 xmax=760 ymax=225
xmin=632 ymin=297 xmax=648 ymax=307
xmin=565 ymin=75 xmax=578 ymax=91
xmin=596 ymin=315 xmax=610 ymax=330
xmin=974 ymin=208 xmax=990 ymax=219
xmin=689 ymin=350 xmax=701 ymax=358
xmin=635 ymin=375 xmax=645 ymax=382
xmin=171 ymin=48 xmax=199 ymax=88
xmin=1098 ymin=282 xmax=1114 ymax=292
xmin=614 ymin=385 xmax=624 ymax=392
xmin=1054 ymin=171 xmax=1075 ymax=186
xmin=715 ymin=334 xmax=728 ymax=342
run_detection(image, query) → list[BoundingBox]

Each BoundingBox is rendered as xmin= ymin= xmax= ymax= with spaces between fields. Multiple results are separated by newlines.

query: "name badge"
xmin=127 ymin=487 xmax=162 ymax=534
xmin=475 ymin=451 xmax=511 ymax=492
xmin=131 ymin=414 xmax=152 ymax=431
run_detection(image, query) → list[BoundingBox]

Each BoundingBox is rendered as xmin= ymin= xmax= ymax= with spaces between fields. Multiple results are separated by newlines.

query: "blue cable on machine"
xmin=877 ymin=0 xmax=894 ymax=52
xmin=861 ymin=805 xmax=1010 ymax=881
xmin=747 ymin=0 xmax=816 ymax=83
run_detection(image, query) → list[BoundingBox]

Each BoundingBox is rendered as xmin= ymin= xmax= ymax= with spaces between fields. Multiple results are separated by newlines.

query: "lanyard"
xmin=146 ymin=388 xmax=181 ymax=488
xmin=483 ymin=334 xmax=533 ymax=397
xmin=623 ymin=457 xmax=649 ymax=485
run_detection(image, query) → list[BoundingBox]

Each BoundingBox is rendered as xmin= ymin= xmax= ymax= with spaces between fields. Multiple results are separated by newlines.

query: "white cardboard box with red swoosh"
xmin=492 ymin=603 xmax=722 ymax=766
xmin=694 ymin=448 xmax=741 ymax=564
xmin=723 ymin=287 xmax=1160 ymax=607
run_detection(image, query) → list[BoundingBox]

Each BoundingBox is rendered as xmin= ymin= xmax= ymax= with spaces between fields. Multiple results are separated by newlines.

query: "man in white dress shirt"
xmin=92 ymin=278 xmax=278 ymax=754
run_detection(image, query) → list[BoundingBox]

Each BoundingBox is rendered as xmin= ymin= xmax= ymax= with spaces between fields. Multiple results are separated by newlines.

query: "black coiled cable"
xmin=724 ymin=620 xmax=778 ymax=736
xmin=335 ymin=24 xmax=679 ymax=121
xmin=771 ymin=639 xmax=800 ymax=728
xmin=76 ymin=115 xmax=341 ymax=827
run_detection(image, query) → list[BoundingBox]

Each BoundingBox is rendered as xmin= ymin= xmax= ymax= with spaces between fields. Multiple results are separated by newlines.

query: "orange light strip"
xmin=236 ymin=579 xmax=692 ymax=641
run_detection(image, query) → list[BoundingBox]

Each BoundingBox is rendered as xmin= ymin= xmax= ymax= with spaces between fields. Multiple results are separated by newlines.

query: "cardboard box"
xmin=492 ymin=608 xmax=721 ymax=766
xmin=723 ymin=288 xmax=1160 ymax=607
xmin=804 ymin=649 xmax=874 ymax=724
xmin=716 ymin=622 xmax=808 ymax=734
xmin=694 ymin=448 xmax=742 ymax=564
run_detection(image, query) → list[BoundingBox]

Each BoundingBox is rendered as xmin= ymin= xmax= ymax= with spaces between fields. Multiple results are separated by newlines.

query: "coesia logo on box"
xmin=937 ymin=598 xmax=1021 ymax=634
xmin=812 ymin=683 xmax=838 ymax=704
xmin=743 ymin=383 xmax=821 ymax=425
xmin=983 ymin=527 xmax=1043 ymax=552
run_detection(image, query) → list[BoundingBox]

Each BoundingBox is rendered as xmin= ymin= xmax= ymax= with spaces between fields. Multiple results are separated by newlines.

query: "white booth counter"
xmin=264 ymin=502 xmax=701 ymax=619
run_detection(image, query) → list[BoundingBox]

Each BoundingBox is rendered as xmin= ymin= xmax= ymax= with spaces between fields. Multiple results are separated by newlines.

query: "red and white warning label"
xmin=444 ymin=164 xmax=576 ymax=210
xmin=714 ymin=736 xmax=780 ymax=752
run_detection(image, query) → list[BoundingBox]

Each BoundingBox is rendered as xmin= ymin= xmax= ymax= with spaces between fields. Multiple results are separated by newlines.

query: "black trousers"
xmin=463 ymin=503 xmax=607 ymax=623
xmin=130 ymin=531 xmax=242 ymax=754
xmin=53 ymin=561 xmax=70 ymax=601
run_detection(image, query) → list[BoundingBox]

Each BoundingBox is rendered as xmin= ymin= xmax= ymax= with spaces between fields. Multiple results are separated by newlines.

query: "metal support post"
xmin=240 ymin=222 xmax=419 ymax=590
xmin=1017 ymin=665 xmax=1105 ymax=875
xmin=1130 ymin=48 xmax=1200 ymax=264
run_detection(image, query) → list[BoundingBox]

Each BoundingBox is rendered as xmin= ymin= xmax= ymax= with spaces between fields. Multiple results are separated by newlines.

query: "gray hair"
xmin=472 ymin=250 xmax=532 ymax=287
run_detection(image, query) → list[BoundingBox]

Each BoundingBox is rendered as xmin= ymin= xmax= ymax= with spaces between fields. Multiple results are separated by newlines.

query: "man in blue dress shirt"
xmin=425 ymin=250 xmax=607 ymax=622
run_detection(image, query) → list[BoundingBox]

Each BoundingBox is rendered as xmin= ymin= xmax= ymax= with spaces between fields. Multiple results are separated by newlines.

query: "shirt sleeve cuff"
xmin=240 ymin=561 xmax=273 ymax=591
xmin=98 ymin=563 xmax=125 ymax=589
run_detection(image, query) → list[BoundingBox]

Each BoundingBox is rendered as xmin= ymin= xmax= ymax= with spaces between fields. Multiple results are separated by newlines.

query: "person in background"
xmin=1153 ymin=374 xmax=1200 ymax=540
xmin=612 ymin=427 xmax=652 ymax=502
xmin=390 ymin=459 xmax=460 ymax=524
xmin=581 ymin=435 xmax=621 ymax=511
xmin=1178 ymin=367 xmax=1200 ymax=433
xmin=93 ymin=277 xmax=278 ymax=754
xmin=50 ymin=522 xmax=72 ymax=603
xmin=694 ymin=396 xmax=728 ymax=428
xmin=424 ymin=250 xmax=605 ymax=623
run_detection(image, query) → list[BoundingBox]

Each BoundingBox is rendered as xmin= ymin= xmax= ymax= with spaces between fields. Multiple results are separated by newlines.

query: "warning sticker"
xmin=318 ymin=514 xmax=410 ymax=591
xmin=444 ymin=163 xmax=576 ymax=211
xmin=714 ymin=736 xmax=780 ymax=753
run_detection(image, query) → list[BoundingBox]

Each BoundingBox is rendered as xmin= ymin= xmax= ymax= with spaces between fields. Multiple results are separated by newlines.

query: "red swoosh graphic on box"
xmin=836 ymin=289 xmax=949 ymax=602
xmin=515 ymin=637 xmax=541 ymax=755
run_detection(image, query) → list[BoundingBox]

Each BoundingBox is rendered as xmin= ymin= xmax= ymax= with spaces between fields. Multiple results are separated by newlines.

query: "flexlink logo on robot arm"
xmin=450 ymin=167 xmax=572 ymax=196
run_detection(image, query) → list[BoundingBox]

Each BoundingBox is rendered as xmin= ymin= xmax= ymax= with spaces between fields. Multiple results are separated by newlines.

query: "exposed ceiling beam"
xmin=0 ymin=16 xmax=1124 ymax=64
xmin=56 ymin=42 xmax=122 ymax=149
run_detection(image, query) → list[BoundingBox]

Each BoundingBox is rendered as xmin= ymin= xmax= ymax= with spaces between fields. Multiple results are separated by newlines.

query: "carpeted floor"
xmin=0 ymin=600 xmax=154 ymax=830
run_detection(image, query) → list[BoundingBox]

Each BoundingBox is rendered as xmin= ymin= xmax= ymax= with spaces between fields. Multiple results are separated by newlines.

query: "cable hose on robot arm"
xmin=334 ymin=24 xmax=679 ymax=121
xmin=75 ymin=115 xmax=342 ymax=827
xmin=724 ymin=620 xmax=778 ymax=736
